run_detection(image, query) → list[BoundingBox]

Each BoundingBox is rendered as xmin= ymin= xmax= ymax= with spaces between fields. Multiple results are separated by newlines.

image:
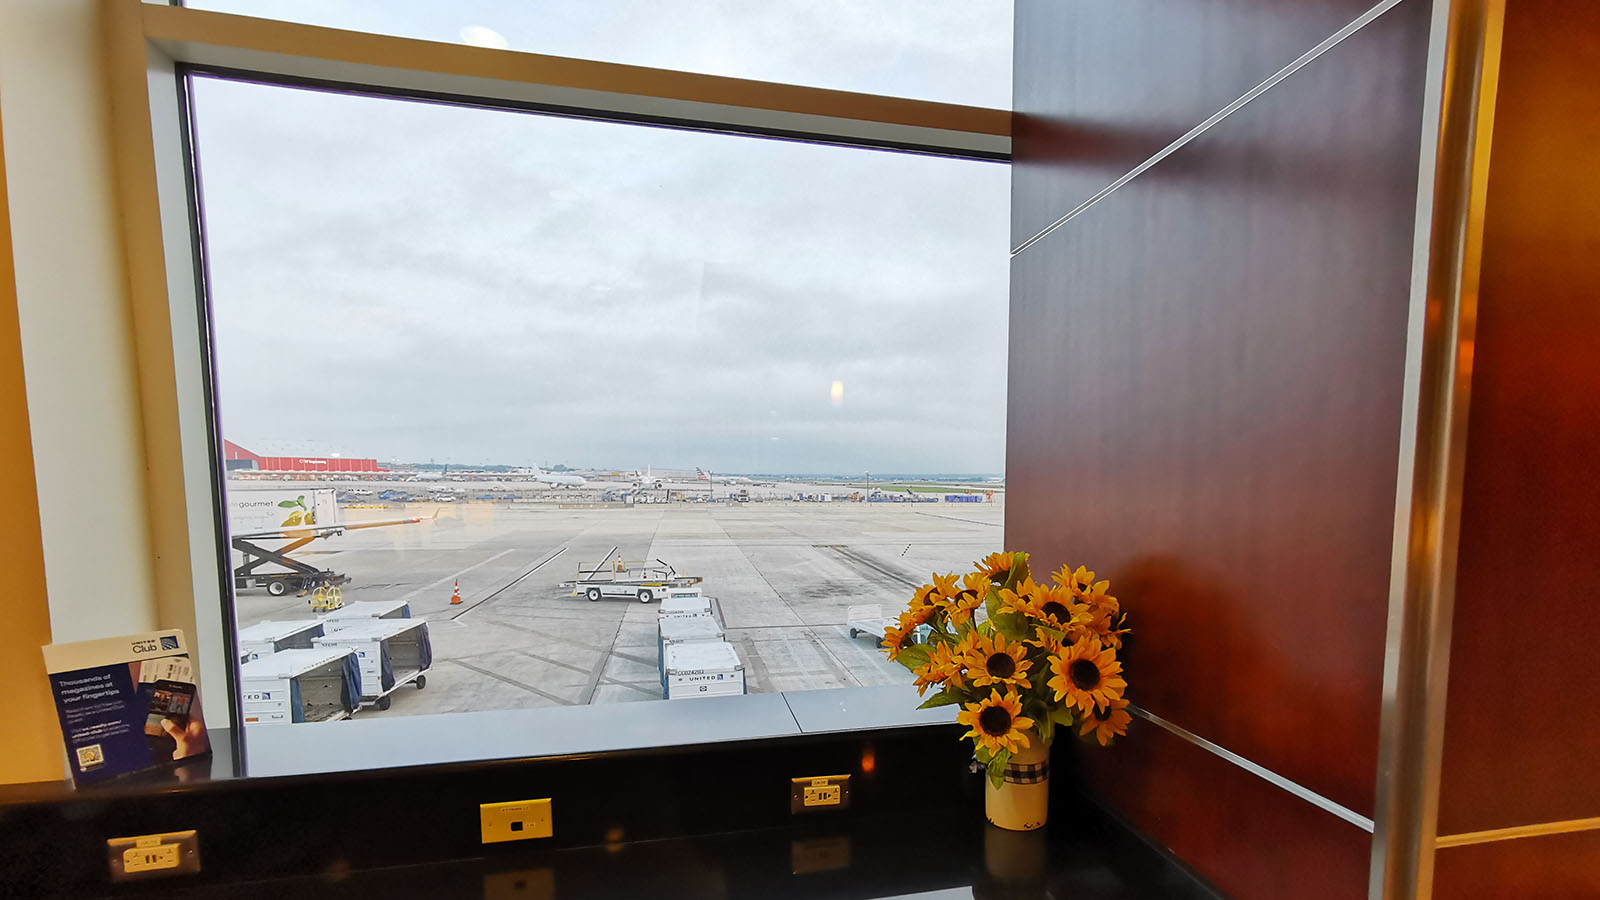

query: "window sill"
xmin=243 ymin=684 xmax=957 ymax=778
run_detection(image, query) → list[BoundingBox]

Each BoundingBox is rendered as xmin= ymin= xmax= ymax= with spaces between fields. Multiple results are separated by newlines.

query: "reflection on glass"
xmin=191 ymin=77 xmax=1007 ymax=726
xmin=184 ymin=0 xmax=1013 ymax=109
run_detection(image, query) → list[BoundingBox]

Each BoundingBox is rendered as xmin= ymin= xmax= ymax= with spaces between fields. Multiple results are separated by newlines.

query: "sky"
xmin=189 ymin=2 xmax=1013 ymax=475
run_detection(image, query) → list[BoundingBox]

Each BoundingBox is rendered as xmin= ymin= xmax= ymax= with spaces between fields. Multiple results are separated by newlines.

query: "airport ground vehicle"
xmin=565 ymin=547 xmax=703 ymax=603
xmin=227 ymin=488 xmax=424 ymax=605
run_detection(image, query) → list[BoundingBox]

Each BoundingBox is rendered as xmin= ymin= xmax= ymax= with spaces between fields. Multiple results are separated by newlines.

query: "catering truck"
xmin=228 ymin=488 xmax=425 ymax=608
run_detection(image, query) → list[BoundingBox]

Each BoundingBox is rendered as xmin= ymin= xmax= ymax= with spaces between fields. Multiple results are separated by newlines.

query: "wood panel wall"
xmin=1432 ymin=0 xmax=1600 ymax=895
xmin=1008 ymin=1 xmax=1435 ymax=897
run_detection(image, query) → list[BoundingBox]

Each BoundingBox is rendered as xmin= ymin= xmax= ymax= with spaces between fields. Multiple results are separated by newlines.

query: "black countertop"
xmin=94 ymin=805 xmax=1219 ymax=900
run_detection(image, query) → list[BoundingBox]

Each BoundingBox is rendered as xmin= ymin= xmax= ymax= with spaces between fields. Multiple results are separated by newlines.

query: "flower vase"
xmin=984 ymin=730 xmax=1049 ymax=831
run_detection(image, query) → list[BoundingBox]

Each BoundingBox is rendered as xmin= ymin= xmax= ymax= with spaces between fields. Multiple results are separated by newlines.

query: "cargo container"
xmin=312 ymin=618 xmax=432 ymax=711
xmin=320 ymin=600 xmax=413 ymax=632
xmin=662 ymin=641 xmax=745 ymax=700
xmin=658 ymin=593 xmax=723 ymax=624
xmin=658 ymin=614 xmax=726 ymax=675
xmin=237 ymin=619 xmax=325 ymax=663
xmin=239 ymin=648 xmax=360 ymax=725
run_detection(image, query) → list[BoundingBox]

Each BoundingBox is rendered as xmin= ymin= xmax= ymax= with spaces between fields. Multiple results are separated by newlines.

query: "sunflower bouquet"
xmin=884 ymin=551 xmax=1132 ymax=787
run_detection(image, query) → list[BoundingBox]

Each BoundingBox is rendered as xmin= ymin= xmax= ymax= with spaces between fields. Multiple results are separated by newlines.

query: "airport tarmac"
xmin=232 ymin=497 xmax=1004 ymax=718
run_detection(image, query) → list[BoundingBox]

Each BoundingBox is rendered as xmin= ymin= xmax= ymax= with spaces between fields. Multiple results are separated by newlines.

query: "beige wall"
xmin=0 ymin=89 xmax=63 ymax=786
xmin=0 ymin=0 xmax=160 ymax=782
xmin=0 ymin=0 xmax=159 ymax=642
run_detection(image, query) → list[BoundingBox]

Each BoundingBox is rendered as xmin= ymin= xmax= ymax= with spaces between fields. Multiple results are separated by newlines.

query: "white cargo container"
xmin=320 ymin=600 xmax=412 ymax=632
xmin=228 ymin=488 xmax=346 ymax=598
xmin=657 ymin=614 xmax=726 ymax=674
xmin=239 ymin=648 xmax=360 ymax=725
xmin=312 ymin=618 xmax=432 ymax=710
xmin=658 ymin=594 xmax=722 ymax=624
xmin=237 ymin=619 xmax=325 ymax=663
xmin=228 ymin=488 xmax=340 ymax=535
xmin=662 ymin=641 xmax=745 ymax=699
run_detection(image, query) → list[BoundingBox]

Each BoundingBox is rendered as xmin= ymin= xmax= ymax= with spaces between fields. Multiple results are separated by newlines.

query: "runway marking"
xmin=443 ymin=657 xmax=573 ymax=706
xmin=395 ymin=548 xmax=517 ymax=604
xmin=450 ymin=546 xmax=568 ymax=619
xmin=914 ymin=511 xmax=1003 ymax=528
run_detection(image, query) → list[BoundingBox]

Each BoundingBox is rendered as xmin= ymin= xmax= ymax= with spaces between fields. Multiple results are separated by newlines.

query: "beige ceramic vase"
xmin=984 ymin=730 xmax=1049 ymax=831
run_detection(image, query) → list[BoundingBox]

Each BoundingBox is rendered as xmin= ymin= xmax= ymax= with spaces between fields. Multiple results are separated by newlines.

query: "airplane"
xmin=535 ymin=467 xmax=586 ymax=486
xmin=696 ymin=467 xmax=750 ymax=485
xmin=408 ymin=464 xmax=450 ymax=482
xmin=633 ymin=466 xmax=664 ymax=490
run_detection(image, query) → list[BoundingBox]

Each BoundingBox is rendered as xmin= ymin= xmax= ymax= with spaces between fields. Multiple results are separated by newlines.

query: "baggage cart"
xmin=237 ymin=619 xmax=325 ymax=663
xmin=657 ymin=614 xmax=726 ymax=676
xmin=239 ymin=648 xmax=360 ymax=725
xmin=846 ymin=604 xmax=931 ymax=645
xmin=658 ymin=593 xmax=724 ymax=624
xmin=313 ymin=618 xmax=432 ymax=711
xmin=662 ymin=640 xmax=745 ymax=700
xmin=563 ymin=547 xmax=702 ymax=603
xmin=320 ymin=599 xmax=413 ymax=633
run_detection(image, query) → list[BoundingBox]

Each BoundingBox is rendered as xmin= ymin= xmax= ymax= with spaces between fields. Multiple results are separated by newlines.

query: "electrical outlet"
xmin=790 ymin=774 xmax=850 ymax=813
xmin=480 ymin=799 xmax=553 ymax=844
xmin=106 ymin=831 xmax=200 ymax=882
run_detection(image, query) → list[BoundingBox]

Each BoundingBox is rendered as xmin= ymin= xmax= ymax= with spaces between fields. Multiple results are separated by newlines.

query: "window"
xmin=192 ymin=75 xmax=1008 ymax=744
xmin=184 ymin=0 xmax=1014 ymax=109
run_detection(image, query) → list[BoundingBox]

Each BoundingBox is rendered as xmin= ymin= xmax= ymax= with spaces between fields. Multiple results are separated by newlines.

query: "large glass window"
xmin=194 ymin=76 xmax=1006 ymax=731
xmin=184 ymin=0 xmax=1014 ymax=109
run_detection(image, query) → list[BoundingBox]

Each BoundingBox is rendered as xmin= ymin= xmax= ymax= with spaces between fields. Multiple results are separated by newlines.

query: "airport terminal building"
xmin=223 ymin=440 xmax=384 ymax=474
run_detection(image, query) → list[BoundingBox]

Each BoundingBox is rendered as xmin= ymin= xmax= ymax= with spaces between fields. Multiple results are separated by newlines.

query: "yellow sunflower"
xmin=960 ymin=630 xmax=1032 ymax=689
xmin=931 ymin=571 xmax=961 ymax=599
xmin=881 ymin=620 xmax=918 ymax=660
xmin=910 ymin=583 xmax=939 ymax=610
xmin=975 ymin=551 xmax=1021 ymax=583
xmin=1047 ymin=637 xmax=1127 ymax=714
xmin=1079 ymin=696 xmax=1132 ymax=746
xmin=996 ymin=576 xmax=1043 ymax=616
xmin=1052 ymin=564 xmax=1095 ymax=591
xmin=956 ymin=689 xmax=1036 ymax=756
xmin=945 ymin=589 xmax=984 ymax=627
xmin=1030 ymin=585 xmax=1089 ymax=631
xmin=1082 ymin=608 xmax=1130 ymax=650
xmin=911 ymin=641 xmax=966 ymax=694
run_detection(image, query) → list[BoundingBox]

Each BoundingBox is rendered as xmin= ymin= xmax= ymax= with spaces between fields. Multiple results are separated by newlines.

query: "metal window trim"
xmin=1367 ymin=1 xmax=1506 ymax=898
xmin=143 ymin=3 xmax=1011 ymax=161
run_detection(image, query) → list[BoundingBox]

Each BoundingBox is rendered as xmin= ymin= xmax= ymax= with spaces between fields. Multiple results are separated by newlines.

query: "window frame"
xmin=105 ymin=0 xmax=1011 ymax=772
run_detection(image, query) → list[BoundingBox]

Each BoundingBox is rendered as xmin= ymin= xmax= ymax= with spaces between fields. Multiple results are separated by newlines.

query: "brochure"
xmin=42 ymin=630 xmax=211 ymax=784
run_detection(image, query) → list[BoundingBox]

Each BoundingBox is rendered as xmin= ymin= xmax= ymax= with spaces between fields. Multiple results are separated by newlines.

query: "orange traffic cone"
xmin=449 ymin=579 xmax=462 ymax=605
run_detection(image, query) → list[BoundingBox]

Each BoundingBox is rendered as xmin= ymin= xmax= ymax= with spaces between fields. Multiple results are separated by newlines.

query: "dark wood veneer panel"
xmin=1081 ymin=719 xmax=1372 ymax=900
xmin=1437 ymin=0 xmax=1600 ymax=835
xmin=1006 ymin=1 xmax=1431 ymax=817
xmin=1011 ymin=0 xmax=1380 ymax=246
xmin=1433 ymin=830 xmax=1600 ymax=900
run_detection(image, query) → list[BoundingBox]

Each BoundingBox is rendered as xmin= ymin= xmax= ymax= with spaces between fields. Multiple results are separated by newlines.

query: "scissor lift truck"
xmin=564 ymin=547 xmax=703 ymax=603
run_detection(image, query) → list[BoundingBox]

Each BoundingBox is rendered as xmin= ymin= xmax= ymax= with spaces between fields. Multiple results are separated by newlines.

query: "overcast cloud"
xmin=190 ymin=2 xmax=1012 ymax=474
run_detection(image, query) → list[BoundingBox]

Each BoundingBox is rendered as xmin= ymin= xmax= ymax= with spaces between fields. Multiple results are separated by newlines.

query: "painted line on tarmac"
xmin=442 ymin=657 xmax=573 ymax=706
xmin=395 ymin=548 xmax=517 ymax=605
xmin=450 ymin=546 xmax=568 ymax=619
xmin=914 ymin=511 xmax=1003 ymax=528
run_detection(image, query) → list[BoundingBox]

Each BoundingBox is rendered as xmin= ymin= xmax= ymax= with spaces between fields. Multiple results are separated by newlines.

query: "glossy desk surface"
xmin=100 ymin=807 xmax=1218 ymax=900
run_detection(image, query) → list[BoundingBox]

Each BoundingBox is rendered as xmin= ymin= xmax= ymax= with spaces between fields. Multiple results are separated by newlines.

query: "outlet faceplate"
xmin=480 ymin=799 xmax=553 ymax=843
xmin=790 ymin=774 xmax=850 ymax=813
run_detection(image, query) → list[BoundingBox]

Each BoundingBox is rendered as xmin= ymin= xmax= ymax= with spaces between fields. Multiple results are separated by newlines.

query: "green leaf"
xmin=1049 ymin=706 xmax=1076 ymax=727
xmin=917 ymin=688 xmax=963 ymax=709
xmin=892 ymin=644 xmax=931 ymax=670
xmin=278 ymin=500 xmax=299 ymax=508
xmin=974 ymin=745 xmax=992 ymax=765
xmin=986 ymin=748 xmax=1011 ymax=790
xmin=1037 ymin=712 xmax=1054 ymax=745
